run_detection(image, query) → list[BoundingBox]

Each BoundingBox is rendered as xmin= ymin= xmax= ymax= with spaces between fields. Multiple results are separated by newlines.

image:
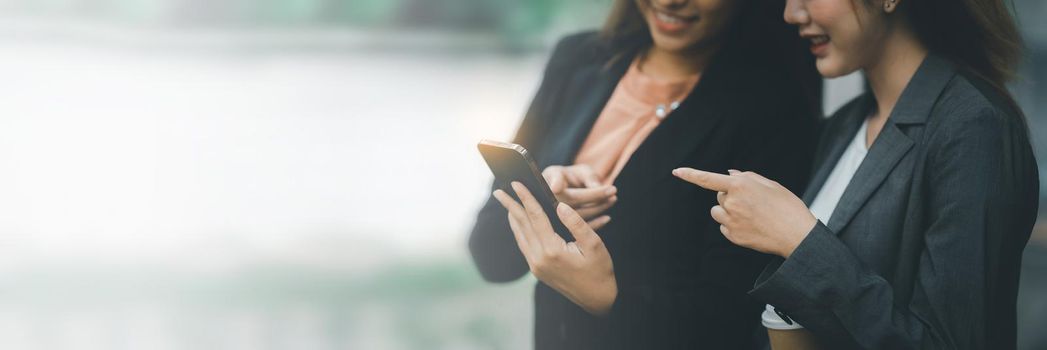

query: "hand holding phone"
xmin=478 ymin=140 xmax=573 ymax=241
xmin=479 ymin=140 xmax=619 ymax=314
xmin=541 ymin=165 xmax=616 ymax=225
xmin=491 ymin=182 xmax=618 ymax=315
xmin=478 ymin=140 xmax=616 ymax=233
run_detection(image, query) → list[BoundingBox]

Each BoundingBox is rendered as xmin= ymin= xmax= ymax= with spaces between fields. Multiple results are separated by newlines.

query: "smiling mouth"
xmin=655 ymin=10 xmax=696 ymax=24
xmin=651 ymin=8 xmax=698 ymax=32
xmin=803 ymin=34 xmax=830 ymax=56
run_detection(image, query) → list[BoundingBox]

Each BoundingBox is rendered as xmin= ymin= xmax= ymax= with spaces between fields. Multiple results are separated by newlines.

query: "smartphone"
xmin=477 ymin=139 xmax=573 ymax=242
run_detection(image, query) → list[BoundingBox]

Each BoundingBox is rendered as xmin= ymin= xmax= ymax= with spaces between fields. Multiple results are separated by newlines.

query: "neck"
xmin=639 ymin=44 xmax=716 ymax=80
xmin=864 ymin=21 xmax=928 ymax=120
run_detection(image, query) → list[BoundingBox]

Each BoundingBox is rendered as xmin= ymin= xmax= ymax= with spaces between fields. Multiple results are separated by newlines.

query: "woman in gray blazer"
xmin=674 ymin=0 xmax=1037 ymax=348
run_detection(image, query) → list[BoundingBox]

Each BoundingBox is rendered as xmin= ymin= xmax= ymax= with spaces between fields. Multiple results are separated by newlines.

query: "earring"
xmin=884 ymin=0 xmax=896 ymax=11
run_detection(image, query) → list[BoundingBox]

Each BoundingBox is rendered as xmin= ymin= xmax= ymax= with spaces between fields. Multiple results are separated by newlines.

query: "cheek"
xmin=809 ymin=1 xmax=870 ymax=76
xmin=677 ymin=2 xmax=733 ymax=47
xmin=824 ymin=27 xmax=866 ymax=75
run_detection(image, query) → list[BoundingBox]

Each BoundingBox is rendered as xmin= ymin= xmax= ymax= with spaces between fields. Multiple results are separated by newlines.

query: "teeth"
xmin=656 ymin=11 xmax=684 ymax=24
xmin=811 ymin=36 xmax=829 ymax=44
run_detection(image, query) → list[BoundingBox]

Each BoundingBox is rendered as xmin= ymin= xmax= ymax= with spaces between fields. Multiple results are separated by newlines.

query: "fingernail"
xmin=728 ymin=169 xmax=741 ymax=175
xmin=672 ymin=168 xmax=682 ymax=176
xmin=609 ymin=195 xmax=618 ymax=202
xmin=557 ymin=202 xmax=570 ymax=215
xmin=606 ymin=187 xmax=617 ymax=196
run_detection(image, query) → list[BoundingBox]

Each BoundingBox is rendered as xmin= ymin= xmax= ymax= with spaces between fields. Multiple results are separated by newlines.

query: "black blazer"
xmin=468 ymin=31 xmax=819 ymax=349
xmin=751 ymin=54 xmax=1039 ymax=349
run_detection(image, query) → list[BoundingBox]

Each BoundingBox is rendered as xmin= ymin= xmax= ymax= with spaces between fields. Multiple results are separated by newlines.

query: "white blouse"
xmin=762 ymin=119 xmax=870 ymax=330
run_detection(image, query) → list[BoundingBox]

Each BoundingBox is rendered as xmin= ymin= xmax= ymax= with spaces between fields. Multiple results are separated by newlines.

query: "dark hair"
xmin=600 ymin=0 xmax=649 ymax=55
xmin=843 ymin=0 xmax=1024 ymax=116
xmin=905 ymin=0 xmax=1022 ymax=89
xmin=902 ymin=0 xmax=1024 ymax=119
xmin=600 ymin=0 xmax=823 ymax=116
xmin=600 ymin=0 xmax=810 ymax=62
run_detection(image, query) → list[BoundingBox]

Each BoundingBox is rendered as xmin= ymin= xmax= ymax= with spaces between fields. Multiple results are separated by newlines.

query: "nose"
xmin=783 ymin=0 xmax=810 ymax=26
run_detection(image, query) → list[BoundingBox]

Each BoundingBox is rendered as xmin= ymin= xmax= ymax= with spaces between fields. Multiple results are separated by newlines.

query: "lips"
xmin=805 ymin=34 xmax=830 ymax=57
xmin=652 ymin=9 xmax=698 ymax=33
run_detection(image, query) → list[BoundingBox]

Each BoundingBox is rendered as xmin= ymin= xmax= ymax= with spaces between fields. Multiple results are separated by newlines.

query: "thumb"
xmin=580 ymin=171 xmax=603 ymax=189
xmin=548 ymin=175 xmax=565 ymax=193
xmin=744 ymin=171 xmax=779 ymax=187
xmin=727 ymin=168 xmax=777 ymax=187
xmin=556 ymin=203 xmax=600 ymax=246
xmin=544 ymin=168 xmax=565 ymax=193
xmin=573 ymin=165 xmax=603 ymax=188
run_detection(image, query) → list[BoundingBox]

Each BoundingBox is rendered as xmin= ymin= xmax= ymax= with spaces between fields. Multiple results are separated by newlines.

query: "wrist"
xmin=780 ymin=217 xmax=817 ymax=258
xmin=585 ymin=279 xmax=618 ymax=316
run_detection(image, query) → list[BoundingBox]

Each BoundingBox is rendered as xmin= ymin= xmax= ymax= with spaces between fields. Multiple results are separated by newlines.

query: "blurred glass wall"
xmin=0 ymin=0 xmax=1043 ymax=349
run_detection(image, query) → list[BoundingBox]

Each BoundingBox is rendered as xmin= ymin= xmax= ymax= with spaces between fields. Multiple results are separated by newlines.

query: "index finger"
xmin=672 ymin=168 xmax=735 ymax=192
xmin=562 ymin=186 xmax=617 ymax=205
xmin=573 ymin=165 xmax=603 ymax=188
xmin=542 ymin=166 xmax=566 ymax=193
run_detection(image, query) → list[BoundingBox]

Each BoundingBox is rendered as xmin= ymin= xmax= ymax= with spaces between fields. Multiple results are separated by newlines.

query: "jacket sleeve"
xmin=467 ymin=34 xmax=585 ymax=282
xmin=749 ymin=107 xmax=1034 ymax=349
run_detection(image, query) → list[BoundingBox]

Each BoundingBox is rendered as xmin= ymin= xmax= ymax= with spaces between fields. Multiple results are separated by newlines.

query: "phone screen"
xmin=477 ymin=140 xmax=573 ymax=242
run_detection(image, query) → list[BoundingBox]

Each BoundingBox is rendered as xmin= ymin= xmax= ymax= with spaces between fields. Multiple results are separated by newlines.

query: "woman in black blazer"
xmin=470 ymin=0 xmax=820 ymax=349
xmin=675 ymin=0 xmax=1038 ymax=348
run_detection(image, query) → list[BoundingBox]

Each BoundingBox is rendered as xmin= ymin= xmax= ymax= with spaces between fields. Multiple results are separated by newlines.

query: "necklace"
xmin=655 ymin=101 xmax=681 ymax=119
xmin=637 ymin=55 xmax=688 ymax=120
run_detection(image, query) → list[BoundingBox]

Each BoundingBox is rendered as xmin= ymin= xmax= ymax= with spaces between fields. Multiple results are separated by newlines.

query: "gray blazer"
xmin=750 ymin=54 xmax=1039 ymax=349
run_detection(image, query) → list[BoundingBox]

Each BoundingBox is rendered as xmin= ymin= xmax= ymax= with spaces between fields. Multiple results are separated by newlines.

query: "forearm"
xmin=750 ymin=223 xmax=951 ymax=349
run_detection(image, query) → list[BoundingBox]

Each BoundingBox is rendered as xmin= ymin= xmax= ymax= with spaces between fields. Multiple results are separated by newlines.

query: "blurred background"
xmin=0 ymin=0 xmax=1043 ymax=349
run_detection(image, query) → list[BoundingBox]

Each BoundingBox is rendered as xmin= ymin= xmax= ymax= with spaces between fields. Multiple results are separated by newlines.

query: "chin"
xmin=814 ymin=58 xmax=853 ymax=79
xmin=650 ymin=37 xmax=693 ymax=52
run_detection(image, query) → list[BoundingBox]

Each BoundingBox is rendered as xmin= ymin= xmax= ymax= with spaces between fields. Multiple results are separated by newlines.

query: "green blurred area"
xmin=3 ymin=0 xmax=611 ymax=49
xmin=1 ymin=259 xmax=536 ymax=349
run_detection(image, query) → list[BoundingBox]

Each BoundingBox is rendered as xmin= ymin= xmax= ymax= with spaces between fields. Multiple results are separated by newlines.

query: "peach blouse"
xmin=573 ymin=59 xmax=700 ymax=185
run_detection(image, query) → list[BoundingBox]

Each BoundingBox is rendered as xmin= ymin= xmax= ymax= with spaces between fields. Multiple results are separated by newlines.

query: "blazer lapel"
xmin=801 ymin=95 xmax=872 ymax=204
xmin=610 ymin=50 xmax=736 ymax=192
xmin=822 ymin=54 xmax=957 ymax=233
xmin=824 ymin=120 xmax=914 ymax=232
xmin=541 ymin=59 xmax=631 ymax=167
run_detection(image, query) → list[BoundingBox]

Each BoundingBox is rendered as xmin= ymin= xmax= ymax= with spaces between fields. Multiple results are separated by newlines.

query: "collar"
xmin=887 ymin=53 xmax=957 ymax=125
